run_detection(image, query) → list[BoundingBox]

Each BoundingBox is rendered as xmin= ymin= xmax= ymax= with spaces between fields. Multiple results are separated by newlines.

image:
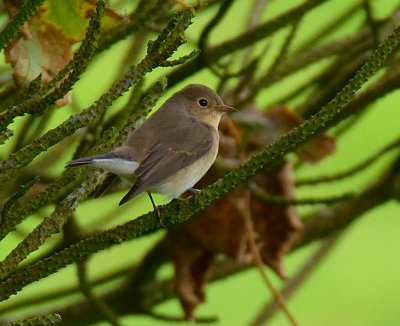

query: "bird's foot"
xmin=187 ymin=188 xmax=201 ymax=194
xmin=187 ymin=188 xmax=201 ymax=206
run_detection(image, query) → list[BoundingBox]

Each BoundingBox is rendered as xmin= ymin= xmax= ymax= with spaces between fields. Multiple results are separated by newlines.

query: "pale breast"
xmin=152 ymin=132 xmax=219 ymax=199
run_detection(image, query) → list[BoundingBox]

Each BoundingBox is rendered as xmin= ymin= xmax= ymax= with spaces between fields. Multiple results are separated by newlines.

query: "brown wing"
xmin=119 ymin=122 xmax=214 ymax=205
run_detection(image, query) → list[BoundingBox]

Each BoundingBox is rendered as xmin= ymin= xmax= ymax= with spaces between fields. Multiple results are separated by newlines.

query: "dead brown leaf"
xmin=166 ymin=105 xmax=336 ymax=320
xmin=3 ymin=0 xmax=126 ymax=106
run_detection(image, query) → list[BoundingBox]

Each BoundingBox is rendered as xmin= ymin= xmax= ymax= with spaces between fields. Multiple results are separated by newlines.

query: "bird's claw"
xmin=188 ymin=188 xmax=201 ymax=194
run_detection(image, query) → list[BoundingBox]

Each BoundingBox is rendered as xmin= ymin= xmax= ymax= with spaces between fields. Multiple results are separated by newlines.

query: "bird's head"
xmin=178 ymin=84 xmax=237 ymax=127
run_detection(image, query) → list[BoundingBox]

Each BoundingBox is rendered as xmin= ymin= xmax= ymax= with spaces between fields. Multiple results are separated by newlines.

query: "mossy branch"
xmin=6 ymin=313 xmax=61 ymax=326
xmin=0 ymin=0 xmax=45 ymax=50
xmin=2 ymin=151 xmax=399 ymax=324
xmin=15 ymin=157 xmax=396 ymax=325
xmin=0 ymin=177 xmax=40 ymax=236
xmin=1 ymin=20 xmax=399 ymax=301
xmin=0 ymin=170 xmax=81 ymax=242
xmin=0 ymin=128 xmax=13 ymax=145
xmin=59 ymin=155 xmax=400 ymax=325
xmin=0 ymin=170 xmax=103 ymax=280
xmin=0 ymin=265 xmax=132 ymax=316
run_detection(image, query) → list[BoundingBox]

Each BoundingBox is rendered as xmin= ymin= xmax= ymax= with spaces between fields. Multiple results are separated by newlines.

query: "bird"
xmin=66 ymin=84 xmax=236 ymax=222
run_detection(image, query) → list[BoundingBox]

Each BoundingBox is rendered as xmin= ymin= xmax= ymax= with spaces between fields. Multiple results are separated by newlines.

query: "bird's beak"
xmin=218 ymin=104 xmax=237 ymax=113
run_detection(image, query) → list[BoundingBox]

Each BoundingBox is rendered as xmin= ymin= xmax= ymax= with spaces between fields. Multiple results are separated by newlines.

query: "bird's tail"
xmin=65 ymin=155 xmax=104 ymax=168
xmin=66 ymin=153 xmax=139 ymax=178
xmin=66 ymin=156 xmax=119 ymax=198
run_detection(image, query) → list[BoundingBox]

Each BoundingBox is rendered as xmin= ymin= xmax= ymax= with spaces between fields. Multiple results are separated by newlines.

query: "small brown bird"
xmin=66 ymin=84 xmax=236 ymax=217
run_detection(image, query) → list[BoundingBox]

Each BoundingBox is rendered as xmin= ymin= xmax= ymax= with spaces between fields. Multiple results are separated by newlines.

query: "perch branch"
xmin=28 ymin=155 xmax=398 ymax=326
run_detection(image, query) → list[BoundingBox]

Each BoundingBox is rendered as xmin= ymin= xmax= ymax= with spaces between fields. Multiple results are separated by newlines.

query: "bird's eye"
xmin=198 ymin=98 xmax=208 ymax=107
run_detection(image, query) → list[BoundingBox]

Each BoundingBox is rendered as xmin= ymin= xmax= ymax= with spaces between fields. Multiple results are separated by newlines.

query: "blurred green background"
xmin=1 ymin=1 xmax=400 ymax=325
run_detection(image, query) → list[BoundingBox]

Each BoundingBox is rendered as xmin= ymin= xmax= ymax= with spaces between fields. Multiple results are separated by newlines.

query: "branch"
xmin=30 ymin=156 xmax=397 ymax=325
xmin=6 ymin=313 xmax=61 ymax=326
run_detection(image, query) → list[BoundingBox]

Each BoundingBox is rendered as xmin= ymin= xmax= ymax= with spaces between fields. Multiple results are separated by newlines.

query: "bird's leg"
xmin=147 ymin=192 xmax=166 ymax=227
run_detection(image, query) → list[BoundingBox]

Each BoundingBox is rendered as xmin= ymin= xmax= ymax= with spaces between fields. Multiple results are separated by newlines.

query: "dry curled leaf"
xmin=167 ymin=105 xmax=336 ymax=320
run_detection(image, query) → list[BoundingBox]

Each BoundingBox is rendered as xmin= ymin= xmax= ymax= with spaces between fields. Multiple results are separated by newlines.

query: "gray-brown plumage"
xmin=66 ymin=84 xmax=236 ymax=207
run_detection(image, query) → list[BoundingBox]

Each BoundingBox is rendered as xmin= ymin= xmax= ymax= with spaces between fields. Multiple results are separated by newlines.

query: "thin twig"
xmin=239 ymin=191 xmax=300 ymax=326
xmin=296 ymin=138 xmax=400 ymax=186
xmin=198 ymin=0 xmax=235 ymax=77
xmin=296 ymin=2 xmax=362 ymax=51
xmin=240 ymin=0 xmax=269 ymax=66
xmin=264 ymin=18 xmax=301 ymax=78
xmin=77 ymin=260 xmax=121 ymax=326
xmin=363 ymin=0 xmax=380 ymax=47
xmin=249 ymin=182 xmax=354 ymax=205
xmin=251 ymin=235 xmax=340 ymax=326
